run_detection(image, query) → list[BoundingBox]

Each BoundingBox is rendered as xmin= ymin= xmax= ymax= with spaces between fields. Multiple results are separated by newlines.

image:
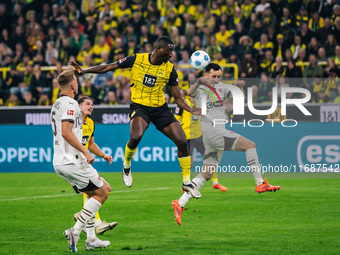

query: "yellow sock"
xmin=95 ymin=211 xmax=101 ymax=222
xmin=124 ymin=143 xmax=137 ymax=166
xmin=212 ymin=171 xmax=218 ymax=185
xmin=178 ymin=156 xmax=191 ymax=183
xmin=82 ymin=193 xmax=87 ymax=205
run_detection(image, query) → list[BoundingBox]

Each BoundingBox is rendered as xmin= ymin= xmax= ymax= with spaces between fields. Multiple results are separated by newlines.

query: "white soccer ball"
xmin=190 ymin=50 xmax=210 ymax=71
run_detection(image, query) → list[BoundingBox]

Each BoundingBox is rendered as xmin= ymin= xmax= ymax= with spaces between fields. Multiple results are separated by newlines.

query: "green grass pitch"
xmin=0 ymin=172 xmax=340 ymax=255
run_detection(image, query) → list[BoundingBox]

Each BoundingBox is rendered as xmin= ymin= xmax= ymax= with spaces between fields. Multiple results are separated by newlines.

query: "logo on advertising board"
xmin=297 ymin=135 xmax=340 ymax=172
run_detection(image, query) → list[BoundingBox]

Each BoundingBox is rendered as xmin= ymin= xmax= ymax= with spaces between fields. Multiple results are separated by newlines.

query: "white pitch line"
xmin=0 ymin=187 xmax=177 ymax=202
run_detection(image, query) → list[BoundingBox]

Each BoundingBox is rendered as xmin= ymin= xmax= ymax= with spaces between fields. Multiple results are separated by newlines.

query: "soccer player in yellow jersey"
xmin=175 ymin=90 xmax=227 ymax=192
xmin=70 ymin=36 xmax=202 ymax=198
xmin=73 ymin=96 xmax=117 ymax=235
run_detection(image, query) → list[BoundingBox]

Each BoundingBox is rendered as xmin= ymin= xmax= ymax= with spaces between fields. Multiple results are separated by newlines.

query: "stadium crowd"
xmin=0 ymin=0 xmax=340 ymax=106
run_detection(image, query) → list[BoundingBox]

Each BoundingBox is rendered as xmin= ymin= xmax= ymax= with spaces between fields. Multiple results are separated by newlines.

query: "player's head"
xmin=78 ymin=96 xmax=94 ymax=117
xmin=154 ymin=36 xmax=175 ymax=62
xmin=57 ymin=70 xmax=78 ymax=96
xmin=204 ymin=63 xmax=222 ymax=84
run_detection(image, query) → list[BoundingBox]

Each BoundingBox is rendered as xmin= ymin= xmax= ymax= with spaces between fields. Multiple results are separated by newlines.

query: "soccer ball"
xmin=190 ymin=50 xmax=210 ymax=71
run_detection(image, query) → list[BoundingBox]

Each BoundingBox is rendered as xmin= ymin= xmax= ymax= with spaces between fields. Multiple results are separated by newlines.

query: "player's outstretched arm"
xmin=69 ymin=60 xmax=119 ymax=74
xmin=88 ymin=136 xmax=113 ymax=165
xmin=170 ymin=86 xmax=201 ymax=115
xmin=62 ymin=121 xmax=95 ymax=164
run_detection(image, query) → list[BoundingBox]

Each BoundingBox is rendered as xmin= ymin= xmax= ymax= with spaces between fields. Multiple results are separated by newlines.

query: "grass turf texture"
xmin=0 ymin=172 xmax=339 ymax=255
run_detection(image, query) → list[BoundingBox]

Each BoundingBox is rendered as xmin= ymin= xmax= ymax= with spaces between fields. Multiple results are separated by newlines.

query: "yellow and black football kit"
xmin=117 ymin=53 xmax=179 ymax=131
xmin=175 ymin=97 xmax=205 ymax=155
xmin=81 ymin=117 xmax=95 ymax=149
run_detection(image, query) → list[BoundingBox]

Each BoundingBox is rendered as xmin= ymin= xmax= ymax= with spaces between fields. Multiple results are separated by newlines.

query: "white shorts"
xmin=203 ymin=128 xmax=240 ymax=165
xmin=54 ymin=162 xmax=103 ymax=192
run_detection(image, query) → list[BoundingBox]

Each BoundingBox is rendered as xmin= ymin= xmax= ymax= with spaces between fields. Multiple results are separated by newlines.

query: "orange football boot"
xmin=212 ymin=183 xmax=228 ymax=192
xmin=171 ymin=200 xmax=184 ymax=225
xmin=255 ymin=178 xmax=281 ymax=193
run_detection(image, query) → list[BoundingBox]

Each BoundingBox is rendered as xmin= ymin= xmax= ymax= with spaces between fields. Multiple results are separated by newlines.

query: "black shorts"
xmin=188 ymin=135 xmax=205 ymax=155
xmin=129 ymin=102 xmax=178 ymax=131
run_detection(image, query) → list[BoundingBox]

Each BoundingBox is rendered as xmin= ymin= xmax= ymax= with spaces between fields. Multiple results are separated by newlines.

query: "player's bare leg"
xmin=172 ymin=164 xmax=215 ymax=225
xmin=123 ymin=117 xmax=149 ymax=187
xmin=234 ymin=136 xmax=280 ymax=193
xmin=162 ymin=122 xmax=202 ymax=199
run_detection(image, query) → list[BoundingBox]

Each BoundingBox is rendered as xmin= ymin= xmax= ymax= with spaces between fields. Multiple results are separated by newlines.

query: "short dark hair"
xmin=78 ymin=96 xmax=93 ymax=104
xmin=205 ymin=63 xmax=222 ymax=73
xmin=155 ymin=36 xmax=174 ymax=49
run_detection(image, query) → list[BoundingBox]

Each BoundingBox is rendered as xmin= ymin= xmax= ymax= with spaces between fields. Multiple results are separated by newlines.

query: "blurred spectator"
xmin=308 ymin=37 xmax=320 ymax=56
xmin=164 ymin=10 xmax=182 ymax=35
xmin=233 ymin=24 xmax=247 ymax=47
xmin=70 ymin=29 xmax=86 ymax=55
xmin=178 ymin=51 xmax=192 ymax=75
xmin=261 ymin=7 xmax=276 ymax=29
xmin=215 ymin=24 xmax=232 ymax=48
xmin=30 ymin=64 xmax=49 ymax=98
xmin=317 ymin=18 xmax=332 ymax=45
xmin=303 ymin=54 xmax=324 ymax=90
xmin=206 ymin=35 xmax=222 ymax=60
xmin=91 ymin=36 xmax=110 ymax=64
xmin=299 ymin=22 xmax=314 ymax=46
xmin=51 ymin=78 xmax=60 ymax=104
xmin=318 ymin=47 xmax=328 ymax=62
xmin=115 ymin=77 xmax=130 ymax=104
xmin=21 ymin=90 xmax=37 ymax=106
xmin=325 ymin=34 xmax=338 ymax=57
xmin=228 ymin=7 xmax=246 ymax=31
xmin=4 ymin=65 xmax=22 ymax=94
xmin=309 ymin=11 xmax=324 ymax=31
xmin=37 ymin=92 xmax=52 ymax=106
xmin=324 ymin=68 xmax=339 ymax=100
xmin=123 ymin=25 xmax=137 ymax=46
xmin=102 ymin=91 xmax=119 ymax=105
xmin=273 ymin=34 xmax=286 ymax=59
xmin=271 ymin=57 xmax=286 ymax=78
xmin=4 ymin=92 xmax=21 ymax=106
xmin=291 ymin=35 xmax=306 ymax=60
xmin=286 ymin=59 xmax=303 ymax=79
xmin=223 ymin=36 xmax=238 ymax=60
xmin=84 ymin=15 xmax=97 ymax=45
xmin=259 ymin=49 xmax=274 ymax=74
xmin=45 ymin=42 xmax=59 ymax=66
xmin=213 ymin=52 xmax=227 ymax=71
xmin=10 ymin=26 xmax=26 ymax=52
xmin=238 ymin=35 xmax=254 ymax=61
xmin=241 ymin=0 xmax=255 ymax=20
xmin=196 ymin=9 xmax=215 ymax=33
xmin=254 ymin=34 xmax=274 ymax=58
xmin=241 ymin=51 xmax=258 ymax=78
xmin=257 ymin=73 xmax=272 ymax=103
xmin=23 ymin=63 xmax=34 ymax=87
xmin=81 ymin=75 xmax=98 ymax=103
xmin=97 ymin=77 xmax=116 ymax=103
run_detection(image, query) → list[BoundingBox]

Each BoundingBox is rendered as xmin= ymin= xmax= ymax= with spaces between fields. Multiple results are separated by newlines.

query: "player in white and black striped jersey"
xmin=51 ymin=70 xmax=110 ymax=252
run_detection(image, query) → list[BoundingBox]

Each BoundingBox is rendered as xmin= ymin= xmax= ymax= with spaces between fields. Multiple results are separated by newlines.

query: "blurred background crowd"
xmin=0 ymin=0 xmax=340 ymax=107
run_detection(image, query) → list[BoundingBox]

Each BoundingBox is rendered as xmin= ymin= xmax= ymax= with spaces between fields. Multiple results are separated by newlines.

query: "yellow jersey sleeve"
xmin=82 ymin=117 xmax=95 ymax=149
